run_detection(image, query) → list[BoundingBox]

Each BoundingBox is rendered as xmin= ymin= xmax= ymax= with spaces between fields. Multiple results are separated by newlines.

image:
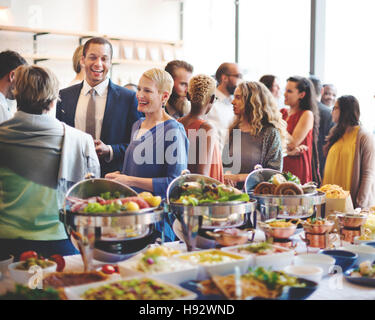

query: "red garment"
xmin=282 ymin=108 xmax=313 ymax=184
xmin=178 ymin=118 xmax=224 ymax=183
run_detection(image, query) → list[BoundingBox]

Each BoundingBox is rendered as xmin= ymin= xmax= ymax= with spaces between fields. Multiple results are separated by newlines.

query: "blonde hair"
xmin=13 ymin=65 xmax=59 ymax=114
xmin=188 ymin=74 xmax=216 ymax=108
xmin=142 ymin=68 xmax=174 ymax=96
xmin=229 ymin=81 xmax=287 ymax=149
xmin=72 ymin=45 xmax=83 ymax=74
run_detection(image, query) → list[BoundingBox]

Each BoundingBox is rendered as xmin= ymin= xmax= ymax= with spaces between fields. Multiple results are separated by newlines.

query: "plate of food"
xmin=344 ymin=261 xmax=375 ymax=287
xmin=118 ymin=246 xmax=198 ymax=284
xmin=181 ymin=266 xmax=318 ymax=300
xmin=64 ymin=276 xmax=197 ymax=300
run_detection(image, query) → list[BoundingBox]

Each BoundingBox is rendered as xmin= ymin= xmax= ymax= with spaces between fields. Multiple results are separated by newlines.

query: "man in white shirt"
xmin=56 ymin=37 xmax=141 ymax=176
xmin=206 ymin=62 xmax=242 ymax=153
xmin=0 ymin=50 xmax=26 ymax=124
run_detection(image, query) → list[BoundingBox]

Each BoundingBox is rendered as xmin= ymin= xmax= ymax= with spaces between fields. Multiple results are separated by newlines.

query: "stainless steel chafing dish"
xmin=166 ymin=170 xmax=257 ymax=251
xmin=60 ymin=178 xmax=164 ymax=270
xmin=244 ymin=166 xmax=326 ymax=221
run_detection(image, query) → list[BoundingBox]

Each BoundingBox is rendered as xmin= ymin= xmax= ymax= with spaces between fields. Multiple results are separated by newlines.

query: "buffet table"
xmin=1 ymin=230 xmax=375 ymax=300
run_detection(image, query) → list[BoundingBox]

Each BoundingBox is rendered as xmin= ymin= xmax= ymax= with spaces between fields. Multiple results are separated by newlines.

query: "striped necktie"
xmin=86 ymin=88 xmax=96 ymax=138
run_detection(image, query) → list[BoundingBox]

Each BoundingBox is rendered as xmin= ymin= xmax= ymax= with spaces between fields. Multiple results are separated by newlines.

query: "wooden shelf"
xmin=0 ymin=24 xmax=182 ymax=47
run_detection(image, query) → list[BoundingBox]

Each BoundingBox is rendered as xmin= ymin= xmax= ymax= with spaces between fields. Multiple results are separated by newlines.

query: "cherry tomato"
xmin=101 ymin=264 xmax=119 ymax=274
xmin=50 ymin=254 xmax=66 ymax=272
xmin=19 ymin=251 xmax=38 ymax=261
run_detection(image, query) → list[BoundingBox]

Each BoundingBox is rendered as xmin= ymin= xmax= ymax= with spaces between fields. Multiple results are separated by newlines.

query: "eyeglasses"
xmin=226 ymin=73 xmax=243 ymax=79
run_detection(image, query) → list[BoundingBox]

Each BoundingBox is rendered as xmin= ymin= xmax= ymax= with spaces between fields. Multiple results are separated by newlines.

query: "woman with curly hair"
xmin=223 ymin=81 xmax=287 ymax=188
xmin=323 ymin=95 xmax=375 ymax=208
xmin=282 ymin=76 xmax=321 ymax=185
xmin=178 ymin=74 xmax=224 ymax=182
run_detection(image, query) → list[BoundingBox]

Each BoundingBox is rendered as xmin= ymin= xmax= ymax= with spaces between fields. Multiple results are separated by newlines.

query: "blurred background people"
xmin=323 ymin=95 xmax=375 ymax=208
xmin=206 ymin=62 xmax=241 ymax=153
xmin=309 ymin=75 xmax=334 ymax=179
xmin=259 ymin=74 xmax=281 ymax=101
xmin=178 ymin=74 xmax=224 ymax=182
xmin=124 ymin=83 xmax=138 ymax=92
xmin=164 ymin=60 xmax=194 ymax=119
xmin=0 ymin=65 xmax=100 ymax=259
xmin=223 ymin=81 xmax=286 ymax=189
xmin=321 ymin=83 xmax=337 ymax=108
xmin=0 ymin=50 xmax=26 ymax=123
xmin=282 ymin=76 xmax=321 ymax=185
xmin=68 ymin=45 xmax=85 ymax=87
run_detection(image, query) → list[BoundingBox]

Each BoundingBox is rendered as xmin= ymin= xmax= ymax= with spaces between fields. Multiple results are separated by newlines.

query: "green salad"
xmin=171 ymin=181 xmax=249 ymax=206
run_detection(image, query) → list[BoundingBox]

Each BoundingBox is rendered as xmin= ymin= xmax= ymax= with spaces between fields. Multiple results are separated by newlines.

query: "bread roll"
xmin=274 ymin=182 xmax=303 ymax=195
xmin=253 ymin=182 xmax=276 ymax=195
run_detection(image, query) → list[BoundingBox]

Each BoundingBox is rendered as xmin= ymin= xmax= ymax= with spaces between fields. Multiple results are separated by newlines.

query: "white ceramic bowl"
xmin=283 ymin=265 xmax=323 ymax=283
xmin=293 ymin=253 xmax=335 ymax=276
xmin=221 ymin=243 xmax=294 ymax=271
xmin=353 ymin=236 xmax=375 ymax=245
xmin=118 ymin=257 xmax=199 ymax=285
xmin=176 ymin=249 xmax=248 ymax=281
xmin=8 ymin=260 xmax=57 ymax=285
xmin=0 ymin=255 xmax=14 ymax=275
xmin=342 ymin=244 xmax=375 ymax=265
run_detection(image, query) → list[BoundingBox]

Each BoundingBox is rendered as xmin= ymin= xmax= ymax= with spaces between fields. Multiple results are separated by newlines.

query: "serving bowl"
xmin=205 ymin=228 xmax=253 ymax=247
xmin=333 ymin=212 xmax=368 ymax=228
xmin=302 ymin=220 xmax=335 ymax=234
xmin=283 ymin=265 xmax=323 ymax=283
xmin=8 ymin=260 xmax=57 ymax=285
xmin=258 ymin=220 xmax=297 ymax=239
xmin=320 ymin=249 xmax=358 ymax=272
xmin=341 ymin=244 xmax=375 ymax=265
xmin=0 ymin=254 xmax=14 ymax=275
xmin=362 ymin=241 xmax=375 ymax=248
xmin=293 ymin=253 xmax=335 ymax=276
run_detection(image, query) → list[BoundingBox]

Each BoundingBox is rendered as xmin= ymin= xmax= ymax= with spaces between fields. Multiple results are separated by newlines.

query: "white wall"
xmin=0 ymin=0 xmax=180 ymax=88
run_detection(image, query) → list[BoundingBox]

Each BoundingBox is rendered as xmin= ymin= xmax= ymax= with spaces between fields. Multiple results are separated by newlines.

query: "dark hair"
xmin=287 ymin=75 xmax=321 ymax=184
xmin=83 ymin=37 xmax=113 ymax=59
xmin=259 ymin=75 xmax=276 ymax=91
xmin=0 ymin=50 xmax=26 ymax=79
xmin=309 ymin=75 xmax=322 ymax=97
xmin=215 ymin=63 xmax=233 ymax=85
xmin=324 ymin=95 xmax=360 ymax=154
xmin=165 ymin=60 xmax=194 ymax=79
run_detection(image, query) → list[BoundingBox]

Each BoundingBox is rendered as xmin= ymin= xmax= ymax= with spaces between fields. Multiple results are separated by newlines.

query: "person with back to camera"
xmin=282 ymin=76 xmax=321 ymax=185
xmin=178 ymin=74 xmax=224 ymax=183
xmin=0 ymin=65 xmax=100 ymax=259
xmin=323 ymin=95 xmax=375 ymax=208
xmin=105 ymin=68 xmax=189 ymax=242
xmin=222 ymin=81 xmax=287 ymax=189
xmin=68 ymin=45 xmax=85 ymax=87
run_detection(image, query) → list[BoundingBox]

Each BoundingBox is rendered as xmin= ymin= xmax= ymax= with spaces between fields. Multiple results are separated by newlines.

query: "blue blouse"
xmin=122 ymin=118 xmax=189 ymax=241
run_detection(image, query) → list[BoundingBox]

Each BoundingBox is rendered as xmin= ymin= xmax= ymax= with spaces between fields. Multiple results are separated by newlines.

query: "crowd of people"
xmin=0 ymin=36 xmax=374 ymax=257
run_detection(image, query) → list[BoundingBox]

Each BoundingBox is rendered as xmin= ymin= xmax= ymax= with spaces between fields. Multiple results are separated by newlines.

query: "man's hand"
xmin=94 ymin=139 xmax=110 ymax=158
xmin=105 ymin=171 xmax=131 ymax=185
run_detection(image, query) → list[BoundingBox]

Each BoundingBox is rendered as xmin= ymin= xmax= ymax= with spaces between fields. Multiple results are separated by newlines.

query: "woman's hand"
xmin=287 ymin=144 xmax=308 ymax=156
xmin=105 ymin=171 xmax=131 ymax=185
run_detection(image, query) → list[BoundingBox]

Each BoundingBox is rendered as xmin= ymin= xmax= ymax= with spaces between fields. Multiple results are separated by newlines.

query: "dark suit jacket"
xmin=317 ymin=101 xmax=334 ymax=178
xmin=56 ymin=80 xmax=141 ymax=177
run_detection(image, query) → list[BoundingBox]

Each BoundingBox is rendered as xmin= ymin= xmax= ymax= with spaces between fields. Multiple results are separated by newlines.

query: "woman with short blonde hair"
xmin=223 ymin=81 xmax=287 ymax=188
xmin=106 ymin=68 xmax=189 ymax=242
xmin=69 ymin=45 xmax=85 ymax=86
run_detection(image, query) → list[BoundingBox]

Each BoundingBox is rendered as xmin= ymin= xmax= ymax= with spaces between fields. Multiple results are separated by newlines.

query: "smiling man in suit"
xmin=56 ymin=37 xmax=141 ymax=177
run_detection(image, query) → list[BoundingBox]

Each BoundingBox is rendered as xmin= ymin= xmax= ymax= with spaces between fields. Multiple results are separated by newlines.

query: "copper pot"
xmin=206 ymin=229 xmax=254 ymax=247
xmin=341 ymin=228 xmax=361 ymax=244
xmin=302 ymin=220 xmax=335 ymax=234
xmin=329 ymin=213 xmax=367 ymax=228
xmin=301 ymin=232 xmax=339 ymax=249
xmin=259 ymin=222 xmax=297 ymax=239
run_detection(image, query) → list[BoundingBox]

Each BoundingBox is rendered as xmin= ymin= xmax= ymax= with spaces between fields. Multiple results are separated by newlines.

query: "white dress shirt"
xmin=0 ymin=92 xmax=13 ymax=124
xmin=205 ymin=88 xmax=235 ymax=153
xmin=74 ymin=78 xmax=113 ymax=161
